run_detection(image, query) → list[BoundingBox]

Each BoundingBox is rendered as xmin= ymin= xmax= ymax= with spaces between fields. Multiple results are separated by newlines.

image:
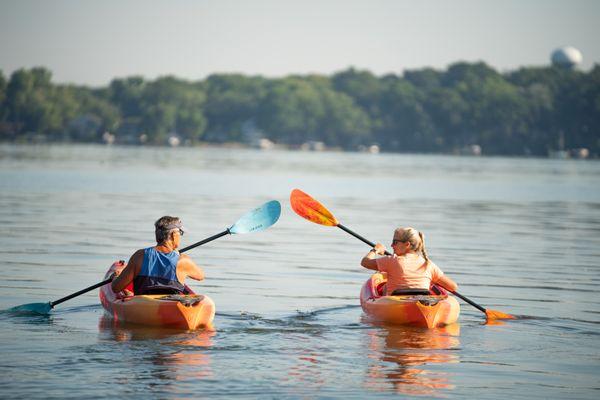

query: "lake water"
xmin=0 ymin=144 xmax=599 ymax=399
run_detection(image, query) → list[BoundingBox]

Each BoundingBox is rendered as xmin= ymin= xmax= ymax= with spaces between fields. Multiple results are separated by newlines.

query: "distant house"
xmin=301 ymin=141 xmax=326 ymax=151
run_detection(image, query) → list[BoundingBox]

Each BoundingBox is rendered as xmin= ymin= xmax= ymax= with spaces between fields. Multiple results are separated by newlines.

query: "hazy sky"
xmin=1 ymin=0 xmax=599 ymax=86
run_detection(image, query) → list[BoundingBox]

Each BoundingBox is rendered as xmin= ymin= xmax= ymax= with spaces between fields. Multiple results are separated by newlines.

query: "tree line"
xmin=1 ymin=62 xmax=599 ymax=156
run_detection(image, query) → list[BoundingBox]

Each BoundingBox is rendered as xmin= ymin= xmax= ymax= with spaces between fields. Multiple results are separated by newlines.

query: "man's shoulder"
xmin=130 ymin=248 xmax=146 ymax=261
xmin=177 ymin=253 xmax=193 ymax=265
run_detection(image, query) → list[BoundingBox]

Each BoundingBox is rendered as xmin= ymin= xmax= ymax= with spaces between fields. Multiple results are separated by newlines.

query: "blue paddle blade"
xmin=7 ymin=302 xmax=53 ymax=315
xmin=229 ymin=200 xmax=281 ymax=234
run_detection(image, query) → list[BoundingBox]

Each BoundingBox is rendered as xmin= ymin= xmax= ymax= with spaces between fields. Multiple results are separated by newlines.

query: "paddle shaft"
xmin=337 ymin=223 xmax=489 ymax=313
xmin=50 ymin=278 xmax=113 ymax=307
xmin=448 ymin=290 xmax=487 ymax=313
xmin=179 ymin=229 xmax=230 ymax=253
xmin=337 ymin=224 xmax=379 ymax=249
xmin=49 ymin=229 xmax=231 ymax=308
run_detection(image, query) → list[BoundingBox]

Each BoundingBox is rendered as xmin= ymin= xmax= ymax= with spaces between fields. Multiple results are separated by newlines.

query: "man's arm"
xmin=111 ymin=250 xmax=143 ymax=293
xmin=178 ymin=254 xmax=205 ymax=282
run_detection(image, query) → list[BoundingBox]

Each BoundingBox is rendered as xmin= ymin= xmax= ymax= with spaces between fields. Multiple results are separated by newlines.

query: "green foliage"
xmin=1 ymin=63 xmax=599 ymax=156
xmin=0 ymin=70 xmax=6 ymax=101
xmin=69 ymin=87 xmax=120 ymax=141
xmin=103 ymin=76 xmax=207 ymax=144
xmin=257 ymin=77 xmax=369 ymax=148
xmin=204 ymin=74 xmax=266 ymax=142
xmin=377 ymin=78 xmax=434 ymax=151
xmin=0 ymin=70 xmax=7 ymax=123
xmin=140 ymin=76 xmax=207 ymax=144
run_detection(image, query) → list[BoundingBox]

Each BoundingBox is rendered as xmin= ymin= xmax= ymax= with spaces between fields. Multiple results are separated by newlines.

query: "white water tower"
xmin=551 ymin=46 xmax=583 ymax=69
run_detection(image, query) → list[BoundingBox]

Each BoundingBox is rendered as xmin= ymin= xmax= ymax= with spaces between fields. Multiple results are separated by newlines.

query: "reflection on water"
xmin=284 ymin=334 xmax=328 ymax=389
xmin=364 ymin=322 xmax=460 ymax=397
xmin=98 ymin=315 xmax=214 ymax=383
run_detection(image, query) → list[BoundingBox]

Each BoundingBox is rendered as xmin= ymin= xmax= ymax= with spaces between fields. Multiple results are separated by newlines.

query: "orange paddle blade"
xmin=485 ymin=309 xmax=516 ymax=320
xmin=290 ymin=189 xmax=339 ymax=226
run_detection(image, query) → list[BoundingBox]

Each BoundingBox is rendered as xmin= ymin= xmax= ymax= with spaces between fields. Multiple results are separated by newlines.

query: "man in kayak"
xmin=360 ymin=227 xmax=458 ymax=295
xmin=111 ymin=216 xmax=205 ymax=295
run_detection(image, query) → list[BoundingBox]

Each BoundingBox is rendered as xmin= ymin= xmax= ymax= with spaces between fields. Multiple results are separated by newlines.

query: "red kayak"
xmin=99 ymin=260 xmax=215 ymax=330
xmin=360 ymin=272 xmax=460 ymax=328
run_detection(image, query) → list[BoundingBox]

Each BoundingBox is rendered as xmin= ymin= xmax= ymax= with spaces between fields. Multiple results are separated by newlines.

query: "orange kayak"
xmin=99 ymin=261 xmax=215 ymax=330
xmin=360 ymin=272 xmax=459 ymax=328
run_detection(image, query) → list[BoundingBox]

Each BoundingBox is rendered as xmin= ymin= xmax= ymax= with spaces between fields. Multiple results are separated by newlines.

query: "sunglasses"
xmin=392 ymin=239 xmax=405 ymax=245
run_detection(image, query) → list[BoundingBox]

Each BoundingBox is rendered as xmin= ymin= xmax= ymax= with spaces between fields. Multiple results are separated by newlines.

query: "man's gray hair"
xmin=154 ymin=216 xmax=181 ymax=243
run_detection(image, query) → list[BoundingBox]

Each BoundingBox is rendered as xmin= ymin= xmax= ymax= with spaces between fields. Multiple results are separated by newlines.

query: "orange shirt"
xmin=375 ymin=253 xmax=444 ymax=295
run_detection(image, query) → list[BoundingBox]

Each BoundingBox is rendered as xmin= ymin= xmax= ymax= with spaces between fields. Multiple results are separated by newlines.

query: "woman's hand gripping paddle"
xmin=289 ymin=189 xmax=514 ymax=321
xmin=9 ymin=200 xmax=282 ymax=315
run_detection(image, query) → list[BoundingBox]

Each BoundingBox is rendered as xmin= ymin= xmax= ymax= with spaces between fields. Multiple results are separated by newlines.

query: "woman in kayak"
xmin=361 ymin=227 xmax=458 ymax=295
xmin=111 ymin=216 xmax=205 ymax=295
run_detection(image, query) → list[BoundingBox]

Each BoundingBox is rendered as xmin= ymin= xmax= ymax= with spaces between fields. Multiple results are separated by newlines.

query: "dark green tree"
xmin=0 ymin=70 xmax=7 ymax=123
xmin=3 ymin=68 xmax=71 ymax=138
xmin=140 ymin=76 xmax=207 ymax=144
xmin=204 ymin=74 xmax=267 ymax=142
xmin=258 ymin=77 xmax=369 ymax=148
xmin=376 ymin=78 xmax=435 ymax=152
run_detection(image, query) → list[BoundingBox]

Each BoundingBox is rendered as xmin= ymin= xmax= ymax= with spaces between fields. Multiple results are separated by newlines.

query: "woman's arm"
xmin=361 ymin=250 xmax=378 ymax=270
xmin=435 ymin=275 xmax=458 ymax=292
xmin=360 ymin=243 xmax=386 ymax=271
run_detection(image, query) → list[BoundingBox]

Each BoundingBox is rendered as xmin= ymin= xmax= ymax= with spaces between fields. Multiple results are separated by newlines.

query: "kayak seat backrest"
xmin=391 ymin=288 xmax=431 ymax=296
xmin=138 ymin=287 xmax=183 ymax=295
xmin=136 ymin=285 xmax=193 ymax=295
xmin=375 ymin=282 xmax=387 ymax=296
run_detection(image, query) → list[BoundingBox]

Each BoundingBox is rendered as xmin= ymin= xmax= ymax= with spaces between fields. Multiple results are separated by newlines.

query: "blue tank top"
xmin=133 ymin=247 xmax=186 ymax=295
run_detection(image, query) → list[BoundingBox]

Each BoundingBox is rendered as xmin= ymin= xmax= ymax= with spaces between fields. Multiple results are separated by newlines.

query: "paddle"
xmin=10 ymin=200 xmax=282 ymax=315
xmin=289 ymin=189 xmax=514 ymax=320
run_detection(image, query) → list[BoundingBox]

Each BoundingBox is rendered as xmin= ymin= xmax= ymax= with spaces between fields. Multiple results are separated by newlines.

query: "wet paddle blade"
xmin=7 ymin=302 xmax=52 ymax=315
xmin=290 ymin=189 xmax=339 ymax=226
xmin=485 ymin=309 xmax=516 ymax=320
xmin=229 ymin=200 xmax=281 ymax=234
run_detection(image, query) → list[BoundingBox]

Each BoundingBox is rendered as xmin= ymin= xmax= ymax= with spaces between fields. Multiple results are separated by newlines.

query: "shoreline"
xmin=0 ymin=140 xmax=595 ymax=160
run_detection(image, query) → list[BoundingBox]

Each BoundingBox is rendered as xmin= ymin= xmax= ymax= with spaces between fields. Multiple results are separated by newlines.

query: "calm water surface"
xmin=0 ymin=144 xmax=599 ymax=399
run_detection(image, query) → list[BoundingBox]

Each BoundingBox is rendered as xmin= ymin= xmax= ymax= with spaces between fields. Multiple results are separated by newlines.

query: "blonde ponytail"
xmin=418 ymin=231 xmax=429 ymax=264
